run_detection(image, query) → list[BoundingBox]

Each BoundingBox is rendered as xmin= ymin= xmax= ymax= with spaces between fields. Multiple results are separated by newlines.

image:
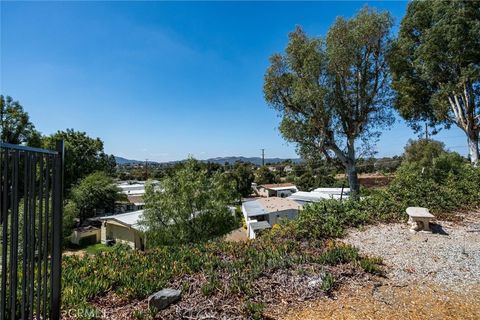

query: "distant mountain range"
xmin=203 ymin=156 xmax=302 ymax=166
xmin=114 ymin=156 xmax=153 ymax=165
xmin=115 ymin=156 xmax=301 ymax=166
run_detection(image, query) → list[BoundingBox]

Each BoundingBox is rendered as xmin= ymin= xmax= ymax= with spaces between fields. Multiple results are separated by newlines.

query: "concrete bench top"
xmin=406 ymin=207 xmax=434 ymax=218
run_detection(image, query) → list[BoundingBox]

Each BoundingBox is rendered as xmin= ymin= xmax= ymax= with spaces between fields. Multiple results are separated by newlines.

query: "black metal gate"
xmin=0 ymin=141 xmax=63 ymax=320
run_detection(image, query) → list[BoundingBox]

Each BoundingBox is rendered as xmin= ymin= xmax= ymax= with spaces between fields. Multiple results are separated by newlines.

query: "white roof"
xmin=313 ymin=187 xmax=350 ymax=195
xmin=122 ymin=189 xmax=145 ymax=196
xmin=99 ymin=210 xmax=144 ymax=231
xmin=269 ymin=186 xmax=298 ymax=191
xmin=288 ymin=191 xmax=325 ymax=202
xmin=288 ymin=190 xmax=350 ymax=203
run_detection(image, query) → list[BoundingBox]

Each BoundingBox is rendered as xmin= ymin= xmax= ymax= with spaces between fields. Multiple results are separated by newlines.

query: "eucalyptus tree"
xmin=264 ymin=7 xmax=394 ymax=195
xmin=389 ymin=0 xmax=480 ymax=165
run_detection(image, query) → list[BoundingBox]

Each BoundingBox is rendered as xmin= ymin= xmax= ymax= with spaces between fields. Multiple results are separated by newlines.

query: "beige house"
xmin=99 ymin=210 xmax=145 ymax=250
xmin=242 ymin=197 xmax=302 ymax=239
xmin=70 ymin=226 xmax=101 ymax=246
xmin=254 ymin=183 xmax=298 ymax=198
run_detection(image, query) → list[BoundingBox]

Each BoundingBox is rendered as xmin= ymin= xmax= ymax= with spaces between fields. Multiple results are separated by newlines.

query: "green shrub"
xmin=242 ymin=301 xmax=265 ymax=320
xmin=359 ymin=257 xmax=384 ymax=275
xmin=287 ymin=162 xmax=480 ymax=242
xmin=321 ymin=273 xmax=335 ymax=293
xmin=317 ymin=244 xmax=359 ymax=265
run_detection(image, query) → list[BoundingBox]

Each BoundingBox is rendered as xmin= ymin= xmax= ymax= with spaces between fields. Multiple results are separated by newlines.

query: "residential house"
xmin=99 ymin=210 xmax=146 ymax=250
xmin=242 ymin=197 xmax=302 ymax=239
xmin=115 ymin=180 xmax=160 ymax=213
xmin=312 ymin=187 xmax=350 ymax=200
xmin=284 ymin=165 xmax=294 ymax=173
xmin=254 ymin=183 xmax=298 ymax=198
xmin=288 ymin=188 xmax=350 ymax=205
xmin=70 ymin=225 xmax=101 ymax=246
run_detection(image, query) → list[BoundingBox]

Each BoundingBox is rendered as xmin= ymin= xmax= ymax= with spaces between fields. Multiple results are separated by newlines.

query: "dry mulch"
xmin=88 ymin=263 xmax=367 ymax=319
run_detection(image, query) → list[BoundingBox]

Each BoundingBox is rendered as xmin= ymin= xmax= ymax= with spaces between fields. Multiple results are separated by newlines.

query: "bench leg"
xmin=421 ymin=219 xmax=431 ymax=231
xmin=409 ymin=218 xmax=432 ymax=232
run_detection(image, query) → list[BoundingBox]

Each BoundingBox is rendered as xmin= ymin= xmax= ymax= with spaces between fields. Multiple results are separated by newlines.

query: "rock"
xmin=148 ymin=288 xmax=181 ymax=312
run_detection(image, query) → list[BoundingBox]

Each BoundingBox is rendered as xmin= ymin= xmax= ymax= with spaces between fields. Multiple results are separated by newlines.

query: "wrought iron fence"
xmin=0 ymin=141 xmax=63 ymax=320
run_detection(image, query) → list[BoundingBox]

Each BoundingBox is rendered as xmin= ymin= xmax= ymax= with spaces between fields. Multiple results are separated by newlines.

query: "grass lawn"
xmin=84 ymin=243 xmax=115 ymax=255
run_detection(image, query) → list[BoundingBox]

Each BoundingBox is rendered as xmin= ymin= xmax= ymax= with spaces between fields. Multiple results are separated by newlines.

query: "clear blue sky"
xmin=0 ymin=1 xmax=468 ymax=162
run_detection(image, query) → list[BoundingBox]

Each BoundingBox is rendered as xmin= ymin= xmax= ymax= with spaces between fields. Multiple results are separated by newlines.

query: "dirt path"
xmin=281 ymin=211 xmax=480 ymax=319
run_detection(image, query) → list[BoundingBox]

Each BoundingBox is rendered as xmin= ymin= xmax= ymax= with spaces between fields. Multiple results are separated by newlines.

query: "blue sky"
xmin=0 ymin=1 xmax=468 ymax=162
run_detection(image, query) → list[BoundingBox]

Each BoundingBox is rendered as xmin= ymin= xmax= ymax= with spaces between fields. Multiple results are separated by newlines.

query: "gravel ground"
xmin=345 ymin=210 xmax=480 ymax=291
xmin=281 ymin=210 xmax=480 ymax=319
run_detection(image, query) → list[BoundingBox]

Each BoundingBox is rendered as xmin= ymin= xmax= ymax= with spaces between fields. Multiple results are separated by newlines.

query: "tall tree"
xmin=0 ymin=95 xmax=41 ymax=146
xmin=43 ymin=129 xmax=116 ymax=190
xmin=70 ymin=172 xmax=125 ymax=222
xmin=264 ymin=7 xmax=394 ymax=195
xmin=232 ymin=162 xmax=255 ymax=198
xmin=141 ymin=159 xmax=237 ymax=246
xmin=389 ymin=0 xmax=480 ymax=165
xmin=254 ymin=166 xmax=277 ymax=185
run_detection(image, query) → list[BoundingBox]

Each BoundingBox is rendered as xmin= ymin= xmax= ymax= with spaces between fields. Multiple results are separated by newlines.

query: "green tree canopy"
xmin=264 ymin=7 xmax=394 ymax=195
xmin=403 ymin=139 xmax=447 ymax=168
xmin=231 ymin=162 xmax=255 ymax=198
xmin=254 ymin=166 xmax=277 ymax=185
xmin=295 ymin=167 xmax=336 ymax=191
xmin=399 ymin=139 xmax=466 ymax=182
xmin=0 ymin=95 xmax=41 ymax=146
xmin=389 ymin=0 xmax=480 ymax=165
xmin=141 ymin=159 xmax=237 ymax=246
xmin=43 ymin=129 xmax=116 ymax=190
xmin=70 ymin=172 xmax=124 ymax=222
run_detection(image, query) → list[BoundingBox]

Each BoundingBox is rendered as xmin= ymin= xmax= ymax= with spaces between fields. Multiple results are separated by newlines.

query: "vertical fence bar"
xmin=36 ymin=155 xmax=44 ymax=320
xmin=9 ymin=150 xmax=19 ymax=319
xmin=43 ymin=155 xmax=50 ymax=318
xmin=1 ymin=149 xmax=9 ymax=320
xmin=21 ymin=151 xmax=29 ymax=320
xmin=51 ymin=140 xmax=63 ymax=320
xmin=28 ymin=154 xmax=37 ymax=320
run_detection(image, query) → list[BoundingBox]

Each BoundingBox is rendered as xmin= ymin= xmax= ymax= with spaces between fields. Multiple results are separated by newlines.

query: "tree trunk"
xmin=468 ymin=132 xmax=479 ymax=166
xmin=326 ymin=138 xmax=360 ymax=197
xmin=346 ymin=161 xmax=360 ymax=197
xmin=345 ymin=138 xmax=360 ymax=197
xmin=448 ymin=87 xmax=479 ymax=166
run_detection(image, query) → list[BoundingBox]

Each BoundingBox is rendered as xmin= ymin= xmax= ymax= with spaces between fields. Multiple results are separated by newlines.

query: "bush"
xmin=242 ymin=301 xmax=265 ymax=320
xmin=62 ymin=236 xmax=381 ymax=313
xmin=317 ymin=244 xmax=360 ymax=265
xmin=359 ymin=257 xmax=384 ymax=275
xmin=282 ymin=162 xmax=480 ymax=242
xmin=321 ymin=273 xmax=335 ymax=293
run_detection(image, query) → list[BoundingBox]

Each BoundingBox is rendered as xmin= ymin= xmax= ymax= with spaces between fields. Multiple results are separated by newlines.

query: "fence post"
xmin=51 ymin=140 xmax=64 ymax=320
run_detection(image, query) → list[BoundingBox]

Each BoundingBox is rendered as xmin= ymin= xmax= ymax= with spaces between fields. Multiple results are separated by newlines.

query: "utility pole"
xmin=261 ymin=149 xmax=265 ymax=166
xmin=145 ymin=159 xmax=149 ymax=180
xmin=425 ymin=123 xmax=429 ymax=141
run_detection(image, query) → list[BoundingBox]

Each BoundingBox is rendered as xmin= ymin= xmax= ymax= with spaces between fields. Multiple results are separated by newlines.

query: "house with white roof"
xmin=115 ymin=180 xmax=161 ymax=213
xmin=254 ymin=183 xmax=298 ymax=198
xmin=288 ymin=188 xmax=350 ymax=205
xmin=242 ymin=197 xmax=302 ymax=239
xmin=98 ymin=210 xmax=146 ymax=250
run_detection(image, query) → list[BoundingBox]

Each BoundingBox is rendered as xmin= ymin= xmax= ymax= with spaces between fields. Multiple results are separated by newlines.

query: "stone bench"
xmin=406 ymin=207 xmax=434 ymax=233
